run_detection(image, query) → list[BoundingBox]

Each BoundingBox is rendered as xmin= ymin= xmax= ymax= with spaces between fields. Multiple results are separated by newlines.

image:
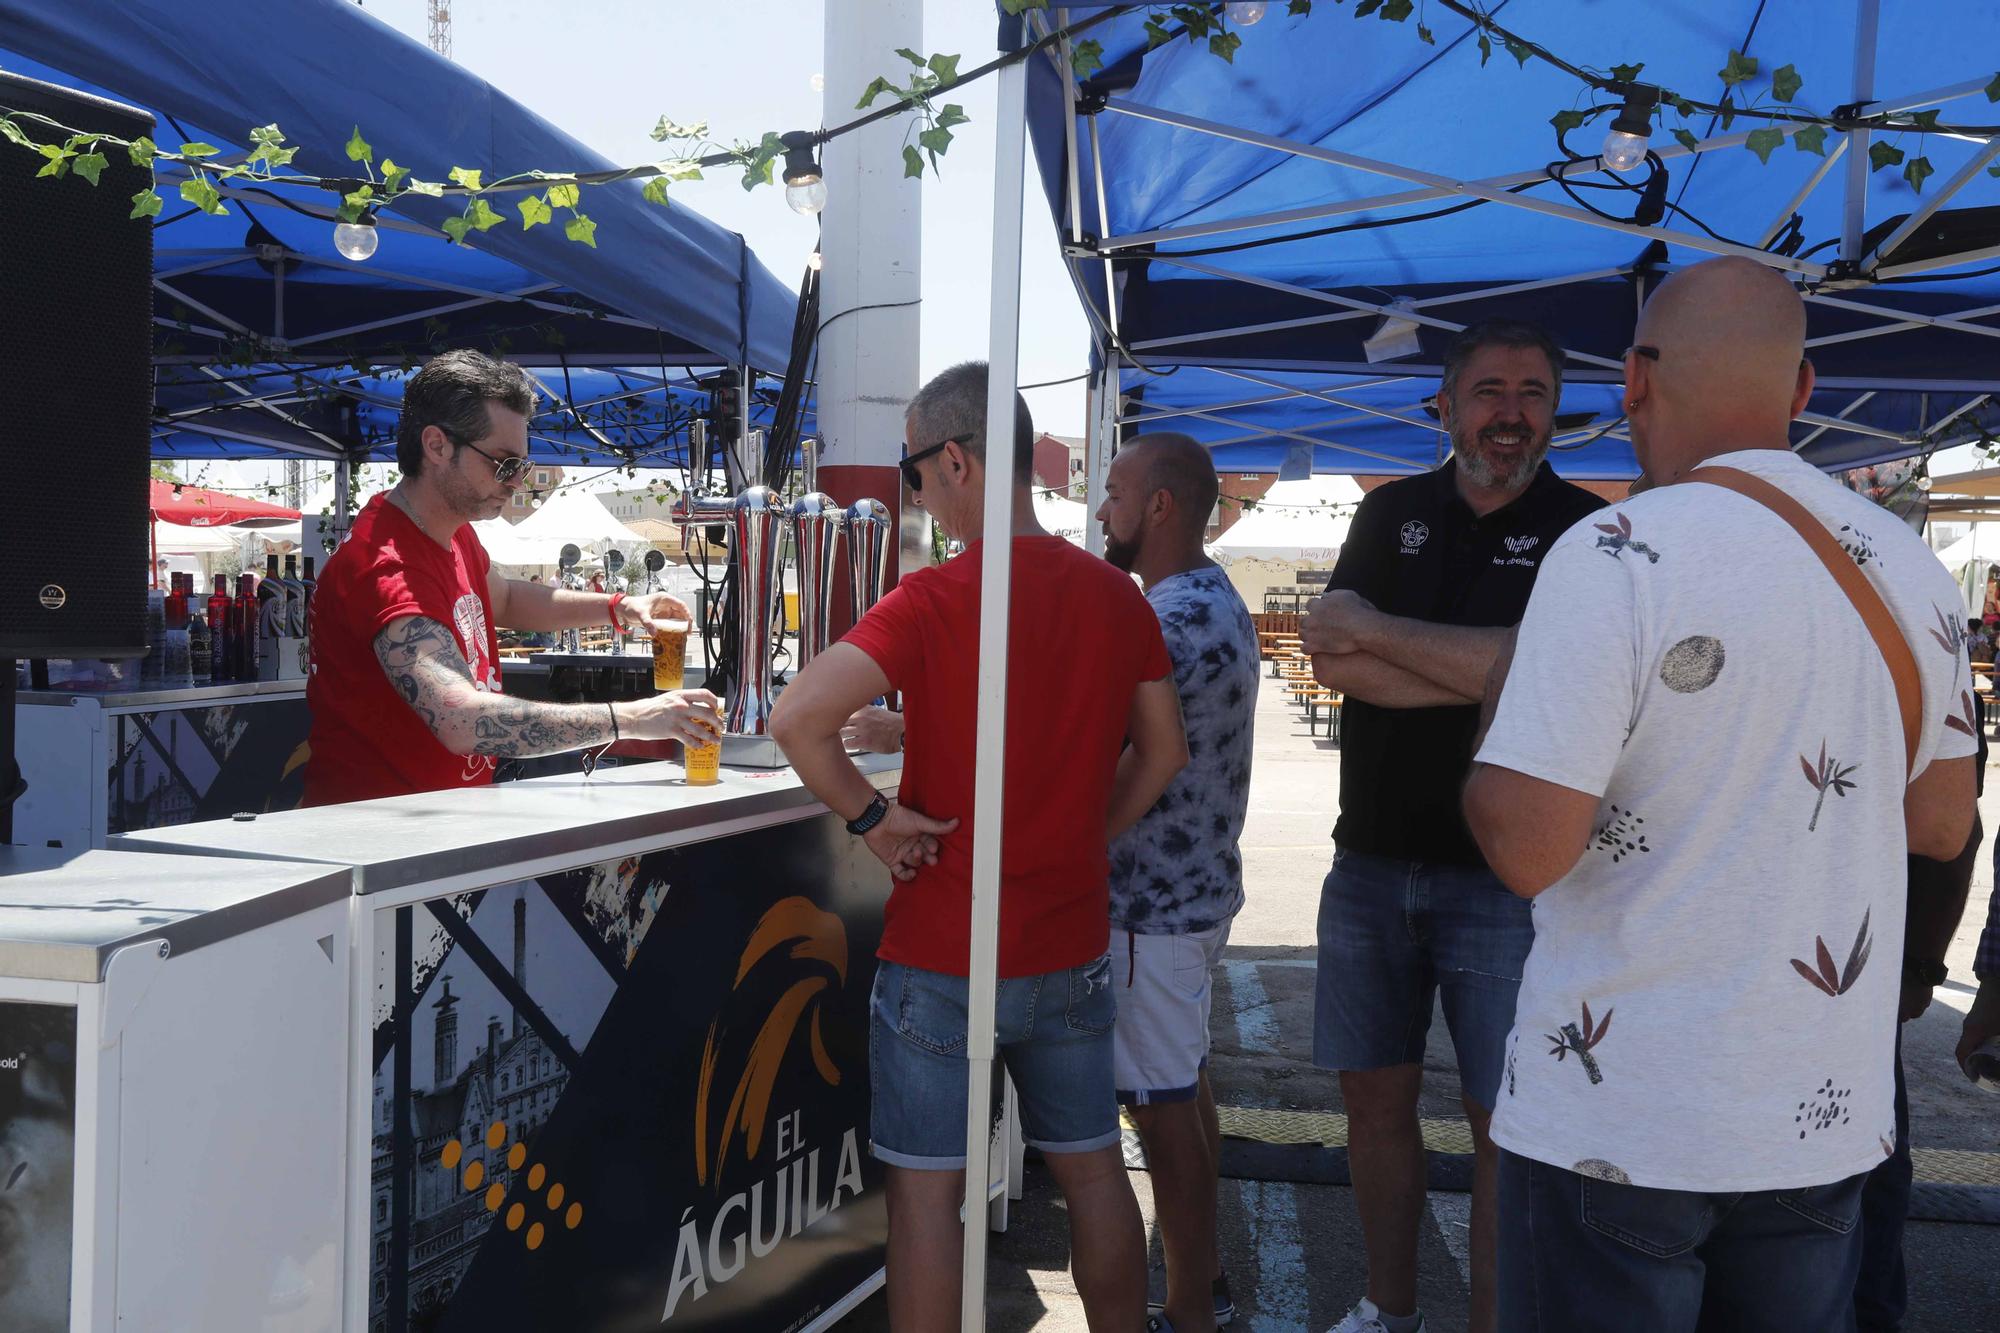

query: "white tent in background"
xmin=469 ymin=517 xmax=559 ymax=567
xmin=511 ymin=488 xmax=644 ymax=550
xmin=1033 ymin=491 xmax=1090 ymax=546
xmin=153 ymin=523 xmax=239 ymax=555
xmin=1209 ymin=474 xmax=1363 ymax=609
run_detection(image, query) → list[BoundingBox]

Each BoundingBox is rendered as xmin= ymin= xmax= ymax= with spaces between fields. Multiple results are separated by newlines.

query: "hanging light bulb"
xmin=806 ymin=250 xmax=824 ymax=271
xmin=780 ymin=131 xmax=827 ymax=216
xmin=809 ymin=72 xmax=825 ymax=93
xmin=1227 ymin=2 xmax=1269 ymax=24
xmin=332 ymin=212 xmax=379 ymax=262
xmin=1600 ymin=84 xmax=1660 ymax=173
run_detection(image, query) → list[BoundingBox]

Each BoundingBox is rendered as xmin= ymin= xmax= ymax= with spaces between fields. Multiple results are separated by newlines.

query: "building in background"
xmin=503 ymin=465 xmax=565 ymax=523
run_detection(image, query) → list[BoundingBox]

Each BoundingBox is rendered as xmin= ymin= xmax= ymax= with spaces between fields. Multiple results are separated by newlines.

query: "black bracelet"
xmin=607 ymin=702 xmax=619 ymax=743
xmin=846 ymin=792 xmax=890 ymax=836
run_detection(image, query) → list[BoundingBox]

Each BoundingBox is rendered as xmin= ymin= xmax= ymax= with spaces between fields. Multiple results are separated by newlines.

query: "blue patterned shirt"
xmin=1109 ymin=565 xmax=1259 ymax=934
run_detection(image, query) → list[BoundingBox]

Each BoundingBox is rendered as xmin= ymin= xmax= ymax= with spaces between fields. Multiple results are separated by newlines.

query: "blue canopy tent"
xmin=0 ymin=0 xmax=805 ymax=466
xmin=1017 ymin=1 xmax=2000 ymax=485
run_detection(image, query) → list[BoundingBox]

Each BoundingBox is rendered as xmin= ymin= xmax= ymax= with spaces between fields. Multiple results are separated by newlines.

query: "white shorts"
xmin=1110 ymin=921 xmax=1232 ymax=1105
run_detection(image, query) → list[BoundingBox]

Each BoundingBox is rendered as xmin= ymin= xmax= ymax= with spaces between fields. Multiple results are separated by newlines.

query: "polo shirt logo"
xmin=1399 ymin=520 xmax=1430 ymax=551
xmin=1504 ymin=535 xmax=1540 ymax=554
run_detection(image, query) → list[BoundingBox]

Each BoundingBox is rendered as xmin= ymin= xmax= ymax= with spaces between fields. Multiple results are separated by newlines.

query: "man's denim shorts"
xmin=868 ymin=955 xmax=1122 ymax=1170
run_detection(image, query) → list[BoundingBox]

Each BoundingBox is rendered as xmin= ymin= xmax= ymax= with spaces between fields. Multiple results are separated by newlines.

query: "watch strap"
xmin=846 ymin=793 xmax=890 ymax=836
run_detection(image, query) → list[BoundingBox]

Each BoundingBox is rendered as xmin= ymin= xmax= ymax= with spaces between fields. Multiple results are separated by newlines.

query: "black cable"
xmin=1018 ymin=370 xmax=1093 ymax=390
xmin=816 ymin=298 xmax=920 ymax=339
xmin=1881 ymin=264 xmax=2000 ymax=285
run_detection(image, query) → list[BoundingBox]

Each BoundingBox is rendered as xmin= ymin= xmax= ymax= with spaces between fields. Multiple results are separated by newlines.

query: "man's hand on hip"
xmin=863 ymin=801 xmax=959 ymax=882
xmin=1302 ymin=589 xmax=1379 ymax=656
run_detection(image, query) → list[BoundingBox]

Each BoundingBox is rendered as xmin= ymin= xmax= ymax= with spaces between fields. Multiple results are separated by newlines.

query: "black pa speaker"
xmin=0 ymin=72 xmax=155 ymax=657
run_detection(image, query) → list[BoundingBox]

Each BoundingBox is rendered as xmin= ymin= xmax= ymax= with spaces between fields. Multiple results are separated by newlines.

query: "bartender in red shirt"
xmin=305 ymin=350 xmax=720 ymax=805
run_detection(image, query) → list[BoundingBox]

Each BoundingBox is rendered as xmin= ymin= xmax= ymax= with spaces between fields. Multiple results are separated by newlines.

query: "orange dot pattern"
xmin=432 ymin=1126 xmax=582 ymax=1251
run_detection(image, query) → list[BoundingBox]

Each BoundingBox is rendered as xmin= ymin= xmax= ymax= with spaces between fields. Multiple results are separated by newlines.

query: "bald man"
xmin=1460 ymin=256 xmax=1978 ymax=1331
xmin=1096 ymin=433 xmax=1259 ymax=1333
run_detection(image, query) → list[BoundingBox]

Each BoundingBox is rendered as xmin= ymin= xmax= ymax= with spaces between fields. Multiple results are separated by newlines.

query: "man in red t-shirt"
xmin=771 ymin=362 xmax=1188 ymax=1330
xmin=306 ymin=350 xmax=721 ymax=806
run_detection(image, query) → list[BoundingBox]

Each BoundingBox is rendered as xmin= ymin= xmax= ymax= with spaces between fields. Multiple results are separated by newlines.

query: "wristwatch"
xmin=1904 ymin=957 xmax=1949 ymax=989
xmin=846 ymin=793 xmax=890 ymax=836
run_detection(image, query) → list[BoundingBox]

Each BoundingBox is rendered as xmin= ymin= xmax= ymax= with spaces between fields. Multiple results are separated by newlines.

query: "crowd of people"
xmin=302 ymin=261 xmax=1996 ymax=1333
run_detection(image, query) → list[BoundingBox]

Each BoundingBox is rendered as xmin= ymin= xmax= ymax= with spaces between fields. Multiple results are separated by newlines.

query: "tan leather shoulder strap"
xmin=1683 ymin=465 xmax=1920 ymax=777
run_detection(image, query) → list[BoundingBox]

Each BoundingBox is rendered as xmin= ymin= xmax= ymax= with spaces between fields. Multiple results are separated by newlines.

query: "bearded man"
xmin=1299 ymin=322 xmax=1606 ymax=1333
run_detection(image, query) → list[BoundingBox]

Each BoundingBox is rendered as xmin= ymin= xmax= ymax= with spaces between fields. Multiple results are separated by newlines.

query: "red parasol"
xmin=149 ymin=480 xmax=301 ymax=527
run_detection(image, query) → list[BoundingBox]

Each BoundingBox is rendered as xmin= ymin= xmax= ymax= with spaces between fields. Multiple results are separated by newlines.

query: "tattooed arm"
xmin=373 ymin=616 xmax=722 ymax=756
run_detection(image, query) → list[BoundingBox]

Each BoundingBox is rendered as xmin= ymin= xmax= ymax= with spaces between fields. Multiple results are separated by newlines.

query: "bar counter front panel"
xmin=116 ymin=759 xmax=902 ymax=1332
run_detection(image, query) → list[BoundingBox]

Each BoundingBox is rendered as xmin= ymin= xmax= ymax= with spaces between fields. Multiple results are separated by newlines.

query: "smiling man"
xmin=305 ymin=350 xmax=721 ymax=805
xmin=1300 ymin=322 xmax=1604 ymax=1333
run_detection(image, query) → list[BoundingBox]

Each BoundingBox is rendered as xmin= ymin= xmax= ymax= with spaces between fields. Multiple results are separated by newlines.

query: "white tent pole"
xmin=1085 ymin=358 xmax=1114 ymax=556
xmin=1841 ymin=0 xmax=1882 ymax=263
xmin=960 ymin=45 xmax=1029 ymax=1333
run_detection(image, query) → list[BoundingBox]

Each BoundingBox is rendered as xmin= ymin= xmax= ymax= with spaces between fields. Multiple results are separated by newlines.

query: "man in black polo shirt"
xmin=1302 ymin=321 xmax=1604 ymax=1333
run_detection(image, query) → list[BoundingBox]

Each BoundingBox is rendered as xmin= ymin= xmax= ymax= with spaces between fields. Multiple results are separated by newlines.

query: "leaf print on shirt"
xmin=1800 ymin=740 xmax=1858 ymax=831
xmin=1593 ymin=511 xmax=1661 ymax=564
xmin=1836 ymin=524 xmax=1878 ymax=566
xmin=1944 ymin=690 xmax=1979 ymax=738
xmin=1789 ymin=908 xmax=1873 ymax=997
xmin=1590 ymin=804 xmax=1652 ymax=862
xmin=1928 ymin=604 xmax=1968 ymax=657
xmin=1659 ymin=635 xmax=1726 ymax=692
xmin=1796 ymin=1078 xmax=1852 ymax=1139
xmin=1546 ymin=1000 xmax=1613 ymax=1084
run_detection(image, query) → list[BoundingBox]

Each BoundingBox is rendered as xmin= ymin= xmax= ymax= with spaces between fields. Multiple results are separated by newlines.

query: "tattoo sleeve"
xmin=372 ymin=617 xmax=615 ymax=758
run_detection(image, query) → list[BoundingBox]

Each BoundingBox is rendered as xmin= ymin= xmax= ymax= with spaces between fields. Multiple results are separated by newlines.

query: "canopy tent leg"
xmin=961 ymin=39 xmax=1029 ymax=1333
xmin=1084 ymin=358 xmax=1115 ymax=558
xmin=332 ymin=460 xmax=352 ymax=550
xmin=1841 ymin=0 xmax=1882 ymax=265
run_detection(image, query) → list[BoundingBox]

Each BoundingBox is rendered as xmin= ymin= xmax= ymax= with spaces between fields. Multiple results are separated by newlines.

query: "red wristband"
xmin=607 ymin=592 xmax=624 ymax=628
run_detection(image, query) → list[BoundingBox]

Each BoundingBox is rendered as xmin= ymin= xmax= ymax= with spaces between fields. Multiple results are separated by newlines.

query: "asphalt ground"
xmin=847 ymin=673 xmax=2000 ymax=1331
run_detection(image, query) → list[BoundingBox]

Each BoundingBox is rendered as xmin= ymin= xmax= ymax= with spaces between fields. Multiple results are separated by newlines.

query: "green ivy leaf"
xmin=739 ymin=131 xmax=784 ymax=190
xmin=1504 ymin=37 xmax=1533 ymax=68
xmin=380 ymin=158 xmax=410 ymax=194
xmin=1990 ymin=162 xmax=2000 ymax=178
xmin=927 ymin=53 xmax=961 ymax=84
xmin=1381 ymin=0 xmax=1414 ymax=20
xmin=129 ymin=187 xmax=164 ymax=219
xmin=465 ymin=197 xmax=503 ymax=231
xmin=1904 ymin=155 xmax=1935 ymax=193
xmin=1716 ymin=102 xmax=1736 ymax=131
xmin=178 ymin=175 xmax=226 ymax=215
xmin=893 ymin=46 xmax=927 ymax=66
xmin=1718 ymin=49 xmax=1758 ymax=88
xmin=518 ymin=194 xmax=553 ymax=228
xmin=1353 ymin=0 xmax=1382 ymax=15
xmin=1477 ymin=33 xmax=1492 ymax=66
xmin=441 ymin=214 xmax=471 ymax=245
xmin=1673 ymin=128 xmax=1701 ymax=152
xmin=564 ymin=213 xmax=598 ymax=247
xmin=343 ymin=127 xmax=371 ymax=164
xmin=1771 ymin=63 xmax=1803 ymax=102
xmin=34 ymin=154 xmax=68 ymax=178
xmin=1868 ymin=139 xmax=1906 ymax=172
xmin=1986 ymin=71 xmax=2000 ymax=101
xmin=71 ymin=151 xmax=108 ymax=185
xmin=1290 ymin=0 xmax=1313 ymax=13
xmin=126 ymin=134 xmax=156 ymax=167
xmin=902 ymin=144 xmax=925 ymax=179
xmin=1609 ymin=62 xmax=1645 ymax=84
xmin=1910 ymin=108 xmax=1942 ymax=132
xmin=448 ymin=166 xmax=483 ymax=190
xmin=650 ymin=117 xmax=708 ymax=142
xmin=1744 ymin=127 xmax=1785 ymax=163
xmin=337 ymin=183 xmax=374 ymax=223
xmin=1210 ymin=30 xmax=1243 ymax=62
xmin=999 ymin=0 xmax=1050 ymax=13
xmin=1793 ymin=124 xmax=1828 ymax=156
xmin=0 ymin=118 xmax=32 ymax=149
xmin=178 ymin=141 xmax=221 ymax=159
xmin=1550 ymin=109 xmax=1589 ymax=134
xmin=1671 ymin=95 xmax=1696 ymax=117
xmin=936 ymin=102 xmax=971 ymax=130
xmin=641 ymin=175 xmax=672 ymax=206
xmin=1072 ymin=38 xmax=1104 ymax=77
xmin=918 ymin=125 xmax=955 ymax=166
xmin=1144 ymin=17 xmax=1173 ymax=49
xmin=545 ymin=181 xmax=580 ymax=209
xmin=403 ymin=178 xmax=445 ymax=198
xmin=1416 ymin=23 xmax=1435 ymax=44
xmin=855 ymin=76 xmax=897 ymax=109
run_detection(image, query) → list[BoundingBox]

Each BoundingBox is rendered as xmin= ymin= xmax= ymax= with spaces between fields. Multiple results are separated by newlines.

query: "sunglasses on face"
xmin=448 ymin=430 xmax=531 ymax=485
xmin=899 ymin=437 xmax=956 ymax=493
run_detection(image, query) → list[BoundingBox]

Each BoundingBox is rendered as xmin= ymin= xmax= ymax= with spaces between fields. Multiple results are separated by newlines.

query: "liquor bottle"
xmin=236 ymin=572 xmax=262 ymax=681
xmin=209 ymin=574 xmax=233 ymax=682
xmin=259 ymin=553 xmax=287 ymax=662
xmin=282 ymin=554 xmax=307 ymax=638
xmin=163 ymin=587 xmax=193 ymax=689
xmin=141 ymin=586 xmax=166 ymax=685
xmin=189 ymin=610 xmax=212 ymax=687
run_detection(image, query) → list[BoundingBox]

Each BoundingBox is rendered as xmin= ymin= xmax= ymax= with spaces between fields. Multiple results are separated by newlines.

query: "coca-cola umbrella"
xmin=149 ymin=481 xmax=301 ymax=587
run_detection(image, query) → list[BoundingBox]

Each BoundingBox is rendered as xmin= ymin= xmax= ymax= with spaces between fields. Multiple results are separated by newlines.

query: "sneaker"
xmin=1146 ymin=1319 xmax=1177 ymax=1333
xmin=1325 ymin=1297 xmax=1425 ymax=1333
xmin=1146 ymin=1270 xmax=1235 ymax=1326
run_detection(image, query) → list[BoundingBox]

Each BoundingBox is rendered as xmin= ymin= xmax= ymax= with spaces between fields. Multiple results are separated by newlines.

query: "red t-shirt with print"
xmin=841 ymin=536 xmax=1172 ymax=978
xmin=304 ymin=495 xmax=501 ymax=806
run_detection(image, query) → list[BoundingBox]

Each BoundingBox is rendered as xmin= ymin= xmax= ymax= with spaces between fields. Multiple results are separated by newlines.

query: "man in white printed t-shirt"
xmin=1461 ymin=257 xmax=1978 ymax=1333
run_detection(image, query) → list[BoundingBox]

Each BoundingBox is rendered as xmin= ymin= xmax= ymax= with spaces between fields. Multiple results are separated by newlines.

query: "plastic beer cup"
xmin=684 ymin=715 xmax=722 ymax=786
xmin=652 ymin=618 xmax=689 ymax=691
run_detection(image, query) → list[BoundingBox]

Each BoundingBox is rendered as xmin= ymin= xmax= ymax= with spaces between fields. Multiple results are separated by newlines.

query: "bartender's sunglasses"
xmin=899 ymin=437 xmax=955 ymax=493
xmin=445 ymin=428 xmax=532 ymax=485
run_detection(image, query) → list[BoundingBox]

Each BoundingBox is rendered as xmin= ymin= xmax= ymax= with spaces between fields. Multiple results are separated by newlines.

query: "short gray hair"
xmin=905 ymin=361 xmax=1035 ymax=484
xmin=397 ymin=349 xmax=535 ymax=477
xmin=1438 ymin=321 xmax=1565 ymax=407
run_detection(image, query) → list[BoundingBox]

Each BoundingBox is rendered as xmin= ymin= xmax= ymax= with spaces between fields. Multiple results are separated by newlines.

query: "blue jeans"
xmin=1313 ymin=848 xmax=1533 ymax=1109
xmin=1499 ymin=1150 xmax=1867 ymax=1333
xmin=868 ymin=956 xmax=1121 ymax=1170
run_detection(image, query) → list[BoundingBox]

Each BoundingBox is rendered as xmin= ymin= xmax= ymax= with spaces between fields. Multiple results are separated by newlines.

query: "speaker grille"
xmin=0 ymin=72 xmax=155 ymax=657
